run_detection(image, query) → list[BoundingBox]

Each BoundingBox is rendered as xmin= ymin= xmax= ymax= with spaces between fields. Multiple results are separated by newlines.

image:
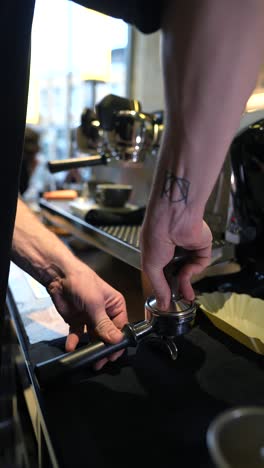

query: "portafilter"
xmin=35 ymin=247 xmax=197 ymax=387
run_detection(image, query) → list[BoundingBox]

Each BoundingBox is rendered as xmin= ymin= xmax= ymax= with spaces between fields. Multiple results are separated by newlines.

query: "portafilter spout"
xmin=144 ymin=247 xmax=197 ymax=359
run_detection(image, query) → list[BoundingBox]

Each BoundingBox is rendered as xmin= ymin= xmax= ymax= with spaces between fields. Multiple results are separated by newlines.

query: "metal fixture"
xmin=47 ymin=94 xmax=163 ymax=173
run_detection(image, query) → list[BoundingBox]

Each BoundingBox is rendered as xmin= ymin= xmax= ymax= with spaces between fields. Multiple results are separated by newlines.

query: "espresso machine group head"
xmin=35 ymin=248 xmax=197 ymax=387
xmin=47 ymin=94 xmax=164 ymax=174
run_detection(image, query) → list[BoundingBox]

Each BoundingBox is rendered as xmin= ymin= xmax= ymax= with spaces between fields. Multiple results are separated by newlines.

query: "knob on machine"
xmin=35 ymin=248 xmax=197 ymax=387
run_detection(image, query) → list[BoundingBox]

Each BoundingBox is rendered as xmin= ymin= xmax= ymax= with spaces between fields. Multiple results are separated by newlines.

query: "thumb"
xmin=177 ymin=263 xmax=205 ymax=301
xmin=149 ymin=268 xmax=172 ymax=311
xmin=94 ymin=315 xmax=124 ymax=344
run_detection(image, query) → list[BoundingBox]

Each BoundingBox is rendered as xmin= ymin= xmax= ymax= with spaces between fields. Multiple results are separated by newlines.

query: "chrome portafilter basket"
xmin=105 ymin=109 xmax=156 ymax=164
xmin=35 ymin=248 xmax=197 ymax=387
xmin=143 ymin=247 xmax=196 ymax=360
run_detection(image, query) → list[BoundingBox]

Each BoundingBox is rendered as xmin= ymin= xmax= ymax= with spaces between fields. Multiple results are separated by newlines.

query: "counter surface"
xmin=7 ymin=259 xmax=264 ymax=468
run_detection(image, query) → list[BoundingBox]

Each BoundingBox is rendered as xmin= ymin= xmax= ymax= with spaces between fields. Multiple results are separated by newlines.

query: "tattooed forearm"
xmin=161 ymin=171 xmax=190 ymax=204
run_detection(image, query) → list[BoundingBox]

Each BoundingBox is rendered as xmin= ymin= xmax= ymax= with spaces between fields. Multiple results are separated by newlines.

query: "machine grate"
xmin=98 ymin=225 xmax=141 ymax=249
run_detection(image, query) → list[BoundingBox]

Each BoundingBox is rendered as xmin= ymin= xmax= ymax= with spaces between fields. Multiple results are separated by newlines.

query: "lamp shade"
xmin=78 ymin=9 xmax=112 ymax=83
xmin=81 ymin=45 xmax=111 ymax=83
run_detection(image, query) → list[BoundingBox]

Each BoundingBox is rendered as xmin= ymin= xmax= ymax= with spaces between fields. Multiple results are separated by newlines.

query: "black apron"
xmin=70 ymin=0 xmax=166 ymax=34
xmin=0 ymin=0 xmax=35 ymax=312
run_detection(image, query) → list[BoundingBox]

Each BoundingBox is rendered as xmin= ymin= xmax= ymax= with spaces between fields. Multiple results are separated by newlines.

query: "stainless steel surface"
xmin=207 ymin=406 xmax=264 ymax=468
xmin=145 ymin=295 xmax=197 ymax=338
xmin=145 ymin=295 xmax=196 ymax=318
xmin=39 ymin=198 xmax=234 ymax=271
xmin=161 ymin=337 xmax=178 ymax=360
xmin=40 ymin=198 xmax=142 ymax=269
xmin=108 ymin=110 xmax=155 ymax=163
xmin=47 ymin=109 xmax=158 ymax=173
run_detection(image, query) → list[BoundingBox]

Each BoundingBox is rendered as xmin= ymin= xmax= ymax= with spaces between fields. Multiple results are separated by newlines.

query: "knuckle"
xmin=94 ymin=316 xmax=110 ymax=334
xmin=117 ymin=291 xmax=125 ymax=303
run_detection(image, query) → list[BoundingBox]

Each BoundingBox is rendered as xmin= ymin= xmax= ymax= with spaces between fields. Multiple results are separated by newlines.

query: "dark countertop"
xmin=8 ymin=249 xmax=264 ymax=468
xmin=7 ymin=199 xmax=264 ymax=467
xmin=24 ymin=308 xmax=264 ymax=468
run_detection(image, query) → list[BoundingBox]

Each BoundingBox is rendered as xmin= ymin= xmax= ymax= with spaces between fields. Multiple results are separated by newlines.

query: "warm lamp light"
xmin=80 ymin=9 xmax=112 ymax=108
xmin=80 ymin=9 xmax=112 ymax=83
xmin=81 ymin=45 xmax=111 ymax=83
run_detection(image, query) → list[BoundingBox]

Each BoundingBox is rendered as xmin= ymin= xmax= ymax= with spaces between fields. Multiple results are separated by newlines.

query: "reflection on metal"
xmin=146 ymin=336 xmax=178 ymax=361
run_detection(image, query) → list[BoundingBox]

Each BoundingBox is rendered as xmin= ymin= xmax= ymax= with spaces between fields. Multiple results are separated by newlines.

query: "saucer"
xmin=69 ymin=197 xmax=138 ymax=218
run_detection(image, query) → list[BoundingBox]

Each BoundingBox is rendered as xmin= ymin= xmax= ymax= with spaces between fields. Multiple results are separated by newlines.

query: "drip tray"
xmin=39 ymin=198 xmax=234 ymax=271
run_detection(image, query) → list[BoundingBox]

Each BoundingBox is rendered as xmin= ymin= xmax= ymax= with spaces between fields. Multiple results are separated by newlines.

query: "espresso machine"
xmin=45 ymin=92 xmax=235 ymax=272
xmin=225 ymin=115 xmax=264 ymax=267
xmin=47 ymin=93 xmax=230 ymax=236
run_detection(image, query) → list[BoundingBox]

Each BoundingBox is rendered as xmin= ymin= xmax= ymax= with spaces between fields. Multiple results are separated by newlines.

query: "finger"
xmin=109 ymin=349 xmax=125 ymax=362
xmin=178 ymin=254 xmax=211 ymax=300
xmin=178 ymin=271 xmax=195 ymax=301
xmin=65 ymin=325 xmax=84 ymax=352
xmin=94 ymin=349 xmax=125 ymax=372
xmin=144 ymin=266 xmax=171 ymax=310
xmin=65 ymin=333 xmax=80 ymax=352
xmin=106 ymin=298 xmax=128 ymax=330
xmin=94 ymin=314 xmax=124 ymax=344
xmin=93 ymin=357 xmax=108 ymax=371
xmin=141 ymin=271 xmax=153 ymax=298
xmin=94 ymin=330 xmax=124 ymax=371
xmin=140 ymin=235 xmax=175 ymax=310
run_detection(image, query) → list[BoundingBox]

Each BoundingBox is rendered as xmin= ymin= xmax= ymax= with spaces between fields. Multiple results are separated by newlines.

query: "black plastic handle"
xmin=35 ymin=324 xmax=138 ymax=386
xmin=47 ymin=154 xmax=108 ymax=173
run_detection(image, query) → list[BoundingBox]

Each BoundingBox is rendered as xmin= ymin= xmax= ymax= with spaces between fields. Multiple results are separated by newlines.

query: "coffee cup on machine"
xmin=95 ymin=183 xmax=133 ymax=208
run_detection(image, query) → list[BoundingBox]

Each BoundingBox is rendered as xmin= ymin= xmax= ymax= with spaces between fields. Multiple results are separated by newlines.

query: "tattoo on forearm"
xmin=161 ymin=171 xmax=190 ymax=204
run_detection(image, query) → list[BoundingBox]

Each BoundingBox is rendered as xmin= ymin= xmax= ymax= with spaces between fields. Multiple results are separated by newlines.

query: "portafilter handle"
xmin=47 ymin=153 xmax=109 ymax=174
xmin=34 ymin=320 xmax=152 ymax=387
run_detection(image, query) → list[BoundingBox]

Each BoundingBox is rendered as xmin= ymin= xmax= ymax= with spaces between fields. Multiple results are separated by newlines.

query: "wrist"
xmin=147 ymin=169 xmax=205 ymax=223
xmin=153 ymin=129 xmax=219 ymax=211
xmin=37 ymin=251 xmax=83 ymax=288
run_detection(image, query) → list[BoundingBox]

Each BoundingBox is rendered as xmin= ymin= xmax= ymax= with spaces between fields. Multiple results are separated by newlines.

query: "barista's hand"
xmin=47 ymin=263 xmax=128 ymax=370
xmin=140 ymin=201 xmax=212 ymax=310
